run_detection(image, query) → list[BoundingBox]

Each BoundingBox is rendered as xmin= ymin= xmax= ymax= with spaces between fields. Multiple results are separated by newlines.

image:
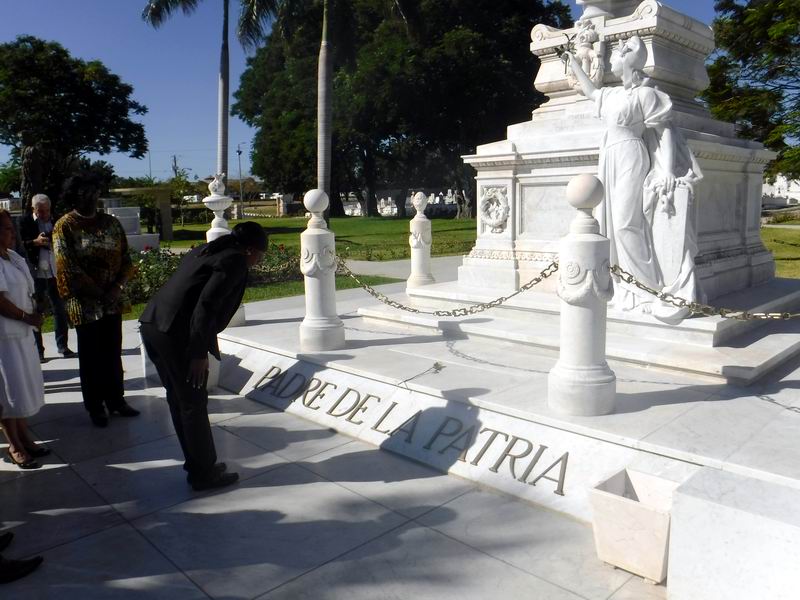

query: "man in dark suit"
xmin=140 ymin=222 xmax=266 ymax=491
xmin=20 ymin=194 xmax=74 ymax=361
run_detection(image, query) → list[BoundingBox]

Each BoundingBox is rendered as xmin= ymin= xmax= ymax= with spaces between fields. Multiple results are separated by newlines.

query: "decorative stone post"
xmin=407 ymin=191 xmax=435 ymax=288
xmin=202 ymin=172 xmax=243 ymax=359
xmin=299 ymin=189 xmax=345 ymax=351
xmin=548 ymin=174 xmax=616 ymax=416
xmin=202 ymin=174 xmax=233 ymax=242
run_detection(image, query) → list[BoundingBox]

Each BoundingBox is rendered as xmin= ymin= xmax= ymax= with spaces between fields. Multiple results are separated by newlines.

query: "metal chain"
xmin=610 ymin=264 xmax=800 ymax=320
xmin=334 ymin=256 xmax=559 ymax=317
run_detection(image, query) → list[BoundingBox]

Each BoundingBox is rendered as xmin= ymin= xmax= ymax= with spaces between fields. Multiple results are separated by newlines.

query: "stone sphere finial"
xmin=304 ymin=189 xmax=329 ymax=214
xmin=566 ymin=174 xmax=604 ymax=210
xmin=412 ymin=191 xmax=428 ymax=213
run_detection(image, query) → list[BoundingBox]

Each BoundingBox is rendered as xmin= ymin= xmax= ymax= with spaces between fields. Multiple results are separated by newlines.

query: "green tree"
xmin=235 ymin=0 xmax=570 ymax=215
xmin=703 ymin=0 xmax=800 ymax=179
xmin=143 ymin=0 xmax=279 ymax=181
xmin=0 ymin=159 xmax=20 ymax=196
xmin=0 ymin=36 xmax=147 ymax=211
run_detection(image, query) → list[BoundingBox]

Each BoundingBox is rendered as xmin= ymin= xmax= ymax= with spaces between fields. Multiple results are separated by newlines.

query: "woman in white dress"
xmin=0 ymin=209 xmax=47 ymax=469
xmin=564 ymin=36 xmax=700 ymax=316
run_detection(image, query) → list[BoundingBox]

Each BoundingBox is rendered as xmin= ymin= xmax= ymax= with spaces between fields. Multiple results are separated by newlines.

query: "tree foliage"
xmin=703 ymin=0 xmax=800 ymax=179
xmin=0 ymin=36 xmax=147 ymax=209
xmin=234 ymin=0 xmax=571 ymax=214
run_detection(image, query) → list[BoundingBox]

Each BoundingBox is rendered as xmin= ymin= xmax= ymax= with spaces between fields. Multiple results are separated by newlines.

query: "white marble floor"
xmin=0 ymin=324 xmax=663 ymax=599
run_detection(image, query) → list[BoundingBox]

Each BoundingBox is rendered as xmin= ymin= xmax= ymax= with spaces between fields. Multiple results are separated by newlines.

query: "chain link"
xmin=318 ymin=253 xmax=799 ymax=322
xmin=610 ymin=264 xmax=800 ymax=320
xmin=334 ymin=256 xmax=559 ymax=317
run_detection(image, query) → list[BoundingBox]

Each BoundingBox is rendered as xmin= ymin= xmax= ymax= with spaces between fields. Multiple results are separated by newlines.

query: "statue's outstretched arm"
xmin=562 ymin=52 xmax=600 ymax=101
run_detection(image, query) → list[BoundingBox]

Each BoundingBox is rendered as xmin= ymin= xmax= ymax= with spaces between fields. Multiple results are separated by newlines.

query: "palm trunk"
xmin=217 ymin=0 xmax=230 ymax=180
xmin=317 ymin=0 xmax=332 ymax=196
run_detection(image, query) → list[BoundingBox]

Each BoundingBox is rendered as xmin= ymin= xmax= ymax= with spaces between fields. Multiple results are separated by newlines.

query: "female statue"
xmin=563 ymin=36 xmax=702 ymax=322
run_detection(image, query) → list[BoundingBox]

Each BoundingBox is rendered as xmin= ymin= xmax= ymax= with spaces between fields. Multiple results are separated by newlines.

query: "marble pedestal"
xmin=105 ymin=205 xmax=160 ymax=252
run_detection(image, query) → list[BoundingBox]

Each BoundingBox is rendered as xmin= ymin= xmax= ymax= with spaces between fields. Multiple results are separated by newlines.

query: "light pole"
xmin=236 ymin=143 xmax=244 ymax=220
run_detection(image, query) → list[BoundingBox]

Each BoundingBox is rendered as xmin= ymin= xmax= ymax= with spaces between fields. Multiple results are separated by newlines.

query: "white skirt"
xmin=0 ymin=331 xmax=45 ymax=418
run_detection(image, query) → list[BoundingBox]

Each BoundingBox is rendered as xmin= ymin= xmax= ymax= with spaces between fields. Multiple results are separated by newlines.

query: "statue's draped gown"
xmin=595 ymin=84 xmax=673 ymax=311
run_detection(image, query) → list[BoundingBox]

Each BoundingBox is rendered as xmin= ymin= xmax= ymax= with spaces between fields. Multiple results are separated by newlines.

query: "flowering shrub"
xmin=248 ymin=243 xmax=301 ymax=284
xmin=126 ymin=247 xmax=183 ymax=305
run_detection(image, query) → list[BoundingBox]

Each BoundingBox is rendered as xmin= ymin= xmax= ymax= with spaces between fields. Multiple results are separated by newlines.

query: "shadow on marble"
xmin=133 ymin=463 xmax=420 ymax=599
xmin=258 ymin=520 xmax=585 ymax=600
xmin=417 ymin=487 xmax=631 ymax=600
xmin=298 ymin=440 xmax=475 ymax=518
xmin=71 ymin=427 xmax=287 ymax=520
xmin=4 ymin=524 xmax=207 ymax=599
xmin=219 ymin=411 xmax=353 ymax=462
xmin=30 ymin=395 xmax=175 ymax=464
xmin=0 ymin=468 xmax=124 ymax=557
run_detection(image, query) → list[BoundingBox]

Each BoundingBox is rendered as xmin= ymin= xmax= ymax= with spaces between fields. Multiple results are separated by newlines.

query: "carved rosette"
xmin=557 ymin=260 xmax=614 ymax=305
xmin=301 ymin=246 xmax=336 ymax=277
xmin=479 ymin=187 xmax=510 ymax=234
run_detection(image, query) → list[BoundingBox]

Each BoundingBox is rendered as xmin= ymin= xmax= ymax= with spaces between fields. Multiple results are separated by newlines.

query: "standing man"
xmin=140 ymin=222 xmax=266 ymax=491
xmin=21 ymin=194 xmax=75 ymax=361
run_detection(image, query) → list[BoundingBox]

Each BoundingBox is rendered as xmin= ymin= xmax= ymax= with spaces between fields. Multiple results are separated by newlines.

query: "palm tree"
xmin=142 ymin=0 xmax=278 ymax=183
xmin=145 ymin=0 xmax=419 ymax=200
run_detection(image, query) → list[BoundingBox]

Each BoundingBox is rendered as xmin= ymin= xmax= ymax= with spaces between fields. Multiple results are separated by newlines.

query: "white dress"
xmin=0 ymin=250 xmax=45 ymax=418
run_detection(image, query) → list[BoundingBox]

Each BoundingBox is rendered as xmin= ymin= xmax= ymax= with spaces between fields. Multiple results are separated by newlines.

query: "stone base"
xmin=299 ymin=318 xmax=345 ymax=352
xmin=357 ymin=277 xmax=800 ymax=384
xmin=126 ymin=233 xmax=160 ymax=253
xmin=548 ymin=363 xmax=616 ymax=416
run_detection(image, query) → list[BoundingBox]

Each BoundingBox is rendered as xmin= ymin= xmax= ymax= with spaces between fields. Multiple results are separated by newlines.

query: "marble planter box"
xmin=589 ymin=468 xmax=679 ymax=583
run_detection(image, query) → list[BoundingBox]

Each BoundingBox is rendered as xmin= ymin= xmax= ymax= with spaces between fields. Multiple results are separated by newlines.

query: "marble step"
xmin=405 ymin=278 xmax=800 ymax=348
xmin=359 ymin=302 xmax=800 ymax=384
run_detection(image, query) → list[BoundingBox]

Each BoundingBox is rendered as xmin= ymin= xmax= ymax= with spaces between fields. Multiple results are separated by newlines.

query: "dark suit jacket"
xmin=139 ymin=245 xmax=248 ymax=360
xmin=20 ymin=213 xmax=57 ymax=272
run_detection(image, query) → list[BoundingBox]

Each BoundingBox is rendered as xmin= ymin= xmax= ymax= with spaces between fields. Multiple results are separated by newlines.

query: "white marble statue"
xmin=563 ymin=35 xmax=702 ymax=322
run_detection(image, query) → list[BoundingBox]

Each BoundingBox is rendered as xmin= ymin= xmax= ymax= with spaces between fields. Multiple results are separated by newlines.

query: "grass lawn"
xmin=761 ymin=227 xmax=800 ymax=279
xmin=40 ymin=274 xmax=399 ymax=334
xmin=166 ymin=216 xmax=477 ymax=260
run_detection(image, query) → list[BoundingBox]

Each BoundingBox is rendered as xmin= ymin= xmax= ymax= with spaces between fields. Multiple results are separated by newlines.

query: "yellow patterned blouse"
xmin=53 ymin=212 xmax=135 ymax=327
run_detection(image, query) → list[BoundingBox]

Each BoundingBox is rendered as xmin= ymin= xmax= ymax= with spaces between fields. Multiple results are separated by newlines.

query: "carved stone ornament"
xmin=208 ymin=173 xmax=226 ymax=196
xmin=567 ymin=20 xmax=606 ymax=94
xmin=409 ymin=230 xmax=432 ymax=250
xmin=557 ymin=260 xmax=614 ymax=305
xmin=479 ymin=187 xmax=510 ymax=233
xmin=300 ymin=246 xmax=336 ymax=277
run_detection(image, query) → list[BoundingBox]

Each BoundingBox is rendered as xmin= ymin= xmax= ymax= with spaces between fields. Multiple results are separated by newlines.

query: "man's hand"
xmin=33 ymin=232 xmax=50 ymax=247
xmin=187 ymin=357 xmax=209 ymax=390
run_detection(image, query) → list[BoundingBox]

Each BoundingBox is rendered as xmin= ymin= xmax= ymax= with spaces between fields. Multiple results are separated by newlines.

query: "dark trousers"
xmin=75 ymin=314 xmax=125 ymax=415
xmin=140 ymin=322 xmax=216 ymax=478
xmin=34 ymin=277 xmax=69 ymax=355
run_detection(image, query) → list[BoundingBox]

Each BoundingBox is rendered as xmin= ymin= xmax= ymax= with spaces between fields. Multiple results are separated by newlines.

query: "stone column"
xmin=299 ymin=189 xmax=345 ymax=351
xmin=548 ymin=174 xmax=616 ymax=416
xmin=407 ymin=192 xmax=435 ymax=288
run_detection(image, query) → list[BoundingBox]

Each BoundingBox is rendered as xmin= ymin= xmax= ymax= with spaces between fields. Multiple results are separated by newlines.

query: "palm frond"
xmin=142 ymin=0 xmax=201 ymax=27
xmin=237 ymin=0 xmax=281 ymax=49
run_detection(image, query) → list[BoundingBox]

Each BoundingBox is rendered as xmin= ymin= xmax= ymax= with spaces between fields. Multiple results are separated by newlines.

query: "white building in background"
xmin=763 ymin=175 xmax=800 ymax=207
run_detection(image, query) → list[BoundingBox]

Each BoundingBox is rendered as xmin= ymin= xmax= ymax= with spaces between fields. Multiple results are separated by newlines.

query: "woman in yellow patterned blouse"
xmin=53 ymin=173 xmax=140 ymax=427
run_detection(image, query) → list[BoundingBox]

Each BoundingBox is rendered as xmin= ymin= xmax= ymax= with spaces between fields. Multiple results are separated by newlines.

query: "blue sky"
xmin=0 ymin=1 xmax=717 ymax=184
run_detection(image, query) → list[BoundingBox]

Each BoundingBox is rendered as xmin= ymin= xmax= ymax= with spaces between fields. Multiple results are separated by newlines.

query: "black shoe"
xmin=187 ymin=463 xmax=228 ymax=486
xmin=0 ymin=532 xmax=13 ymax=553
xmin=24 ymin=445 xmax=51 ymax=458
xmin=90 ymin=412 xmax=109 ymax=428
xmin=108 ymin=401 xmax=140 ymax=418
xmin=38 ymin=354 xmax=48 ymax=364
xmin=60 ymin=349 xmax=77 ymax=358
xmin=5 ymin=450 xmax=40 ymax=470
xmin=0 ymin=555 xmax=44 ymax=584
xmin=190 ymin=471 xmax=239 ymax=492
